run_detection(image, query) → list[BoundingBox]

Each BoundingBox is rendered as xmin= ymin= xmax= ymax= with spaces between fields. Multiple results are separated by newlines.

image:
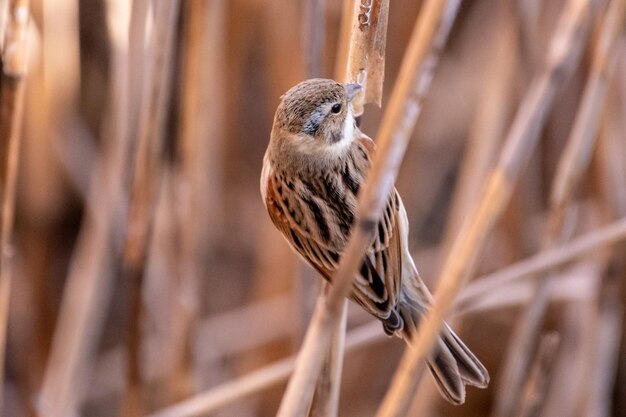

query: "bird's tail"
xmin=395 ymin=298 xmax=489 ymax=405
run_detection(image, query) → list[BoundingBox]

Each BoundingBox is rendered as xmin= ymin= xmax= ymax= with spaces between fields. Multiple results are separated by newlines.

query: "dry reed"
xmin=277 ymin=0 xmax=457 ymax=415
xmin=144 ymin=212 xmax=626 ymax=416
xmin=119 ymin=1 xmax=180 ymax=415
xmin=3 ymin=1 xmax=626 ymax=417
xmin=494 ymin=2 xmax=625 ymax=415
xmin=0 ymin=0 xmax=29 ymax=411
xmin=377 ymin=1 xmax=594 ymax=415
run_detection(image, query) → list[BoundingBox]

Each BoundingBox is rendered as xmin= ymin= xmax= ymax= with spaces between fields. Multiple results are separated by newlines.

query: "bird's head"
xmin=271 ymin=79 xmax=361 ymax=157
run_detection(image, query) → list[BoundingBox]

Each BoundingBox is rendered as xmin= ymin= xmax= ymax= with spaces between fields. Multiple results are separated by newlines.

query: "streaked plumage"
xmin=261 ymin=78 xmax=489 ymax=404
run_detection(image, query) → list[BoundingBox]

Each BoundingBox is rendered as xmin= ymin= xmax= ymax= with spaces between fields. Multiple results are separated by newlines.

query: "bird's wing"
xmin=349 ymin=189 xmax=403 ymax=320
xmin=263 ymin=137 xmax=404 ymax=321
xmin=350 ymin=136 xmax=403 ymax=319
xmin=265 ymin=172 xmax=342 ymax=274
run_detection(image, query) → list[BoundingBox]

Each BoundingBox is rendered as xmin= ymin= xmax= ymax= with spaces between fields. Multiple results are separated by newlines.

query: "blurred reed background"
xmin=0 ymin=0 xmax=625 ymax=416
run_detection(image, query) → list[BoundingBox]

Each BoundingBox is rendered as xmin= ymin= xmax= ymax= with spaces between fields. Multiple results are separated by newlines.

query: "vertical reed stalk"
xmin=515 ymin=333 xmax=560 ymax=417
xmin=276 ymin=1 xmax=460 ymax=416
xmin=494 ymin=2 xmax=623 ymax=415
xmin=0 ymin=0 xmax=29 ymax=411
xmin=377 ymin=1 xmax=592 ymax=416
xmin=119 ymin=0 xmax=180 ymax=415
xmin=344 ymin=0 xmax=389 ymax=113
xmin=308 ymin=297 xmax=347 ymax=417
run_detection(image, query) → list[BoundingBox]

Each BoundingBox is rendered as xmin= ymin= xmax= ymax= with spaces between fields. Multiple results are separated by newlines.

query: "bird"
xmin=260 ymin=78 xmax=489 ymax=405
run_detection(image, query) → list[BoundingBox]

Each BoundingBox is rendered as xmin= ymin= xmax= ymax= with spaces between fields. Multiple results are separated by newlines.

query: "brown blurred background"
xmin=1 ymin=0 xmax=625 ymax=416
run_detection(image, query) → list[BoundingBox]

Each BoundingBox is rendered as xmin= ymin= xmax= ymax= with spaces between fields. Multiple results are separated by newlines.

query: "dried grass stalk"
xmin=308 ymin=299 xmax=347 ymax=417
xmin=146 ymin=320 xmax=384 ymax=417
xmin=301 ymin=0 xmax=370 ymax=404
xmin=493 ymin=1 xmax=623 ymax=415
xmin=376 ymin=1 xmax=593 ymax=416
xmin=0 ymin=0 xmax=29 ymax=410
xmin=457 ymin=215 xmax=626 ymax=311
xmin=584 ymin=277 xmax=623 ymax=417
xmin=602 ymin=44 xmax=626 ymax=416
xmin=515 ymin=333 xmax=560 ymax=417
xmin=36 ymin=60 xmax=119 ymax=417
xmin=304 ymin=0 xmax=366 ymax=412
xmin=303 ymin=0 xmax=325 ymax=78
xmin=551 ymin=0 xmax=625 ymax=224
xmin=595 ymin=68 xmax=626 ymax=219
xmin=302 ymin=2 xmax=346 ymax=411
xmin=333 ymin=0 xmax=355 ymax=79
xmin=119 ymin=1 xmax=181 ymax=415
xmin=143 ymin=211 xmax=626 ymax=416
xmin=162 ymin=0 xmax=225 ymax=404
xmin=343 ymin=0 xmax=389 ymax=113
xmin=0 ymin=0 xmax=9 ymax=52
xmin=516 ymin=0 xmax=542 ymax=69
xmin=42 ymin=0 xmax=79 ymax=111
xmin=411 ymin=5 xmax=518 ymax=412
xmin=542 ymin=296 xmax=600 ymax=417
xmin=440 ymin=0 xmax=517 ymax=259
xmin=37 ymin=1 xmax=129 ymax=415
xmin=464 ymin=263 xmax=599 ymax=316
xmin=593 ymin=50 xmax=626 ymax=414
xmin=276 ymin=0 xmax=459 ymax=415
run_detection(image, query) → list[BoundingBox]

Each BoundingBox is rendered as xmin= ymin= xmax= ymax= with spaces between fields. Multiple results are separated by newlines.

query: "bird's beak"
xmin=345 ymin=83 xmax=362 ymax=102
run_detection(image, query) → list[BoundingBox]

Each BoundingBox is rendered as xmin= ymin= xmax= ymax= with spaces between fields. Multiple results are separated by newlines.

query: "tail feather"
xmin=395 ymin=300 xmax=489 ymax=405
xmin=441 ymin=323 xmax=490 ymax=388
xmin=427 ymin=337 xmax=465 ymax=404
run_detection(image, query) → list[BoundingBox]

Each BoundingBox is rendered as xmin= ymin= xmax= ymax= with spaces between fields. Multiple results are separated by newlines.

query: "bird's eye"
xmin=331 ymin=103 xmax=342 ymax=114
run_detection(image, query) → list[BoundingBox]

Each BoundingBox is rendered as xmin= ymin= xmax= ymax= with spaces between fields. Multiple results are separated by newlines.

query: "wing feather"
xmin=266 ymin=174 xmax=339 ymax=276
xmin=263 ymin=135 xmax=404 ymax=322
xmin=349 ymin=190 xmax=402 ymax=319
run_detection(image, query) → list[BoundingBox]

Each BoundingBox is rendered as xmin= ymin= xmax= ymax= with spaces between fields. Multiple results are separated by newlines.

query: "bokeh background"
xmin=1 ymin=0 xmax=625 ymax=416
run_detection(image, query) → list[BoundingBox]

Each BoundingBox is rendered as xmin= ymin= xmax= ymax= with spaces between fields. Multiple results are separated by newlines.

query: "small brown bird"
xmin=261 ymin=78 xmax=489 ymax=404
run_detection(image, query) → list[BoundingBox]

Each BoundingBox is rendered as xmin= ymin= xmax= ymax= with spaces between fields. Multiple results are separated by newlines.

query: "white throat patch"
xmin=329 ymin=106 xmax=355 ymax=153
